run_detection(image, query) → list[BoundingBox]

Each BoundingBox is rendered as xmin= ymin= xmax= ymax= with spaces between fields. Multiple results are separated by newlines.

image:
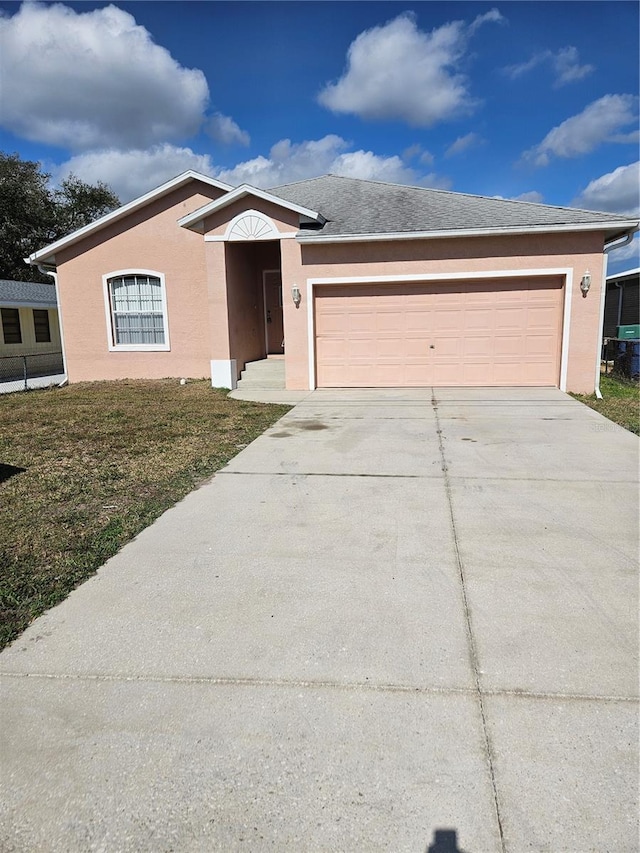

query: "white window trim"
xmin=102 ymin=269 xmax=171 ymax=352
xmin=306 ymin=267 xmax=573 ymax=392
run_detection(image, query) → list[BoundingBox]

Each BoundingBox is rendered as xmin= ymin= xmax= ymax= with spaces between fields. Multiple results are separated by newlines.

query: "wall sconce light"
xmin=291 ymin=284 xmax=302 ymax=308
xmin=580 ymin=271 xmax=591 ymax=298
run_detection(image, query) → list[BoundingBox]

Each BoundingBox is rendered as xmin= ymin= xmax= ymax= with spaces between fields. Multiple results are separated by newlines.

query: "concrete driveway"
xmin=1 ymin=388 xmax=638 ymax=852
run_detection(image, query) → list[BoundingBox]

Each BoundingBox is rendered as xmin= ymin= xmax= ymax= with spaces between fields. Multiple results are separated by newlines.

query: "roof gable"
xmin=27 ymin=171 xmax=233 ymax=266
xmin=178 ymin=184 xmax=326 ymax=232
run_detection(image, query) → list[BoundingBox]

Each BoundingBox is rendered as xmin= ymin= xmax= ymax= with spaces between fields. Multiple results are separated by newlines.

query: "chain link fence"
xmin=0 ymin=351 xmax=65 ymax=392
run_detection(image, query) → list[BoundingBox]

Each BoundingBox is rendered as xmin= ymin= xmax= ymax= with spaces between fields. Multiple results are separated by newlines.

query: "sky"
xmin=0 ymin=1 xmax=638 ymax=272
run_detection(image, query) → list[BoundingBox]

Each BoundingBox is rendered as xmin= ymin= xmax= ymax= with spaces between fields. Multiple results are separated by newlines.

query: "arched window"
xmin=103 ymin=271 xmax=170 ymax=351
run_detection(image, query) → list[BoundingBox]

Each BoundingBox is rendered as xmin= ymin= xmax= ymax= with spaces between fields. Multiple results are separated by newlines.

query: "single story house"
xmin=0 ymin=278 xmax=63 ymax=366
xmin=603 ymin=267 xmax=639 ymax=339
xmin=26 ymin=172 xmax=638 ymax=394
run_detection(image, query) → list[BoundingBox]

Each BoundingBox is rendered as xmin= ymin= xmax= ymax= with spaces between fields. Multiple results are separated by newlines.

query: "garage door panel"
xmin=494 ymin=307 xmax=527 ymax=330
xmin=525 ymin=334 xmax=557 ymax=357
xmin=493 ymin=336 xmax=524 ymax=357
xmin=462 ymin=336 xmax=496 ymax=357
xmin=314 ymin=279 xmax=562 ymax=388
xmin=527 ymin=306 xmax=558 ymax=328
xmin=434 ymin=338 xmax=463 ymax=357
xmin=465 ymin=309 xmax=495 ymax=331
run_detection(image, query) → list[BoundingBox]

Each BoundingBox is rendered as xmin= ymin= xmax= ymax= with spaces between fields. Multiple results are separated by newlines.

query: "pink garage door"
xmin=314 ymin=278 xmax=564 ymax=388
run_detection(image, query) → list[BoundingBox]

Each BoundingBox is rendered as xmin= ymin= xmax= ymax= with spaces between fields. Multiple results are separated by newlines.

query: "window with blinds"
xmin=107 ymin=274 xmax=166 ymax=346
xmin=33 ymin=309 xmax=51 ymax=343
xmin=1 ymin=308 xmax=22 ymax=344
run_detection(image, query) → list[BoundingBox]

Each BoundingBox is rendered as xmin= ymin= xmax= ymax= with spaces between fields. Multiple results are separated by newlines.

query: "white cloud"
xmin=522 ymin=95 xmax=639 ymax=166
xmin=572 ymin=162 xmax=640 ymax=216
xmin=553 ymin=46 xmax=594 ymax=87
xmin=318 ymin=10 xmax=504 ymax=126
xmin=512 ymin=191 xmax=544 ymax=203
xmin=0 ymin=3 xmax=209 ymax=150
xmin=55 ymin=145 xmax=218 ymax=202
xmin=504 ymin=45 xmax=593 ymax=88
xmin=403 ymin=144 xmax=434 ymax=165
xmin=216 ymin=134 xmax=446 ymax=188
xmin=492 ymin=191 xmax=544 ymax=203
xmin=206 ymin=113 xmax=250 ymax=147
xmin=468 ymin=8 xmax=505 ymax=33
xmin=445 ymin=132 xmax=483 ymax=157
xmin=504 ymin=53 xmax=545 ymax=78
xmin=56 ymin=135 xmax=450 ymax=202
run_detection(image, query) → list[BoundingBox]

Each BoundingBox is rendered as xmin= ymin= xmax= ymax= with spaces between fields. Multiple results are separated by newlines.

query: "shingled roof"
xmin=269 ymin=174 xmax=637 ymax=240
xmin=0 ymin=279 xmax=57 ymax=307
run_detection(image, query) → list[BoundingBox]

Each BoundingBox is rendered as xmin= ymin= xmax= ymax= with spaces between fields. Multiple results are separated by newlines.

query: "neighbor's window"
xmin=33 ymin=309 xmax=51 ymax=343
xmin=1 ymin=308 xmax=22 ymax=344
xmin=106 ymin=273 xmax=168 ymax=348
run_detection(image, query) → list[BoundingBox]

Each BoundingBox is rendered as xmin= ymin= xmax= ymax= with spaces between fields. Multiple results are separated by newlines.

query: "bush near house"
xmin=0 ymin=380 xmax=290 ymax=649
xmin=571 ymin=374 xmax=640 ymax=435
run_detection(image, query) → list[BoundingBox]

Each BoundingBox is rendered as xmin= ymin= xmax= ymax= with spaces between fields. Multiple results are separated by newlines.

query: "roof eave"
xmin=296 ymin=221 xmax=640 ymax=244
xmin=0 ymin=299 xmax=57 ymax=309
xmin=27 ymin=171 xmax=234 ymax=268
xmin=606 ymin=266 xmax=640 ymax=282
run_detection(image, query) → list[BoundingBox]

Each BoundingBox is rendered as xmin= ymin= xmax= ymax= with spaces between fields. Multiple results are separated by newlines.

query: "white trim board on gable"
xmin=178 ymin=184 xmax=326 ymax=231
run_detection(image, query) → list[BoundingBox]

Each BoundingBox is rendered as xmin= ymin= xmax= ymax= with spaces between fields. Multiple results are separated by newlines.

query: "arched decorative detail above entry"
xmin=224 ymin=209 xmax=279 ymax=241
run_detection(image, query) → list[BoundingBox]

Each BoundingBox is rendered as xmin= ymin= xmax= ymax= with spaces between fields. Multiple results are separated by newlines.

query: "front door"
xmin=263 ymin=270 xmax=284 ymax=354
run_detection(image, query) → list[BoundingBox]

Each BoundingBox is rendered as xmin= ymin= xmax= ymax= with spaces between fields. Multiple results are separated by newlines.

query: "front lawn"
xmin=0 ymin=380 xmax=289 ymax=650
xmin=571 ymin=373 xmax=640 ymax=435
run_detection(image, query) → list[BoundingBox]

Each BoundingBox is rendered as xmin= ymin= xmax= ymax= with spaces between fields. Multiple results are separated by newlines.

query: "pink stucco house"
xmin=27 ymin=171 xmax=638 ymax=393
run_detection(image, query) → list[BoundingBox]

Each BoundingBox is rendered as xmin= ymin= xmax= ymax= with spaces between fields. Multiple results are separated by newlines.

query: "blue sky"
xmin=0 ymin=1 xmax=638 ymax=271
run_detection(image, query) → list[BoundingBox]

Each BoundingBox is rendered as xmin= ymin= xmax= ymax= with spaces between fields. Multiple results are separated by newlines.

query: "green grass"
xmin=0 ymin=379 xmax=290 ymax=650
xmin=571 ymin=373 xmax=640 ymax=435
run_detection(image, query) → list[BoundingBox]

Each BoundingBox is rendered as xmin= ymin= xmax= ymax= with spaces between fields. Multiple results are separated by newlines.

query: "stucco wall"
xmin=55 ymin=182 xmax=227 ymax=383
xmin=280 ymin=231 xmax=606 ymax=394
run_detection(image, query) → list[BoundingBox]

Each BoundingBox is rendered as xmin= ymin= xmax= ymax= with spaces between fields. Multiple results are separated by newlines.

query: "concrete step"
xmin=240 ymin=368 xmax=285 ymax=381
xmin=244 ymin=358 xmax=285 ymax=368
xmin=236 ymin=381 xmax=286 ymax=390
xmin=237 ymin=358 xmax=286 ymax=390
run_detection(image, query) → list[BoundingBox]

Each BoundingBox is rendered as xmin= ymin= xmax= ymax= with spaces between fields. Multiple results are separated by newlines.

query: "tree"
xmin=0 ymin=152 xmax=120 ymax=283
xmin=53 ymin=174 xmax=121 ymax=239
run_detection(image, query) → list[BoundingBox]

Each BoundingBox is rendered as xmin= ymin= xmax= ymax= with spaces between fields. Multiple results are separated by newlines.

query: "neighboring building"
xmin=26 ymin=171 xmax=639 ymax=394
xmin=0 ymin=279 xmax=62 ymax=364
xmin=603 ymin=268 xmax=640 ymax=338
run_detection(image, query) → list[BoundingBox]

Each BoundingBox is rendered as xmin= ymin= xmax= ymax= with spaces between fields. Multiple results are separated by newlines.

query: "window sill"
xmin=108 ymin=344 xmax=171 ymax=353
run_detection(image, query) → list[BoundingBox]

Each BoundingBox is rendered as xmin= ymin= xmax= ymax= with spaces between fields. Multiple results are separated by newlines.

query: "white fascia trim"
xmin=297 ymin=221 xmax=639 ymax=244
xmin=178 ymin=184 xmax=325 ymax=230
xmin=205 ymin=232 xmax=298 ymax=242
xmin=27 ymin=171 xmax=233 ymax=266
xmin=102 ymin=269 xmax=171 ymax=353
xmin=306 ymin=268 xmax=573 ymax=393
